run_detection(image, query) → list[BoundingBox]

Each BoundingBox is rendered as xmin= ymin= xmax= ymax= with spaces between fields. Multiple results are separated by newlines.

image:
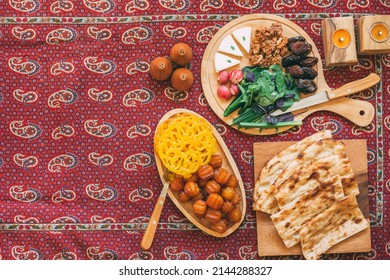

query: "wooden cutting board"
xmin=254 ymin=139 xmax=371 ymax=257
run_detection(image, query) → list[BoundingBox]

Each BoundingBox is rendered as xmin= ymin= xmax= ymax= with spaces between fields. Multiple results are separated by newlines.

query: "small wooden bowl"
xmin=155 ymin=108 xmax=246 ymax=238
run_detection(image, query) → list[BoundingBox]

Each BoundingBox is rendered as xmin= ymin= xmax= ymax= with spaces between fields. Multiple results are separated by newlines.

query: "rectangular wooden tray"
xmin=254 ymin=139 xmax=371 ymax=257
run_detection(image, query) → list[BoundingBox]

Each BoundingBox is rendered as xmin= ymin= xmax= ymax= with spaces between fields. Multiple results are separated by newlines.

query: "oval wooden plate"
xmin=201 ymin=14 xmax=375 ymax=135
xmin=155 ymin=108 xmax=246 ymax=238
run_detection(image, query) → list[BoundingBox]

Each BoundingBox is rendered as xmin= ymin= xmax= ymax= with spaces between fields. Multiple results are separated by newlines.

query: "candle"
xmin=370 ymin=22 xmax=389 ymax=43
xmin=332 ymin=29 xmax=351 ymax=48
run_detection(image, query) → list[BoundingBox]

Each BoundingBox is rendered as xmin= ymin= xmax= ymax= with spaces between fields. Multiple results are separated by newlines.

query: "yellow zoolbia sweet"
xmin=155 ymin=113 xmax=217 ymax=178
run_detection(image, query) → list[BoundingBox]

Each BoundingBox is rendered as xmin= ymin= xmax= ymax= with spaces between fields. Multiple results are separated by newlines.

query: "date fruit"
xmin=281 ymin=54 xmax=301 ymax=67
xmin=287 ymin=36 xmax=306 ymax=50
xmin=289 ymin=41 xmax=312 ymax=57
xmin=302 ymin=67 xmax=318 ymax=79
xmin=296 ymin=79 xmax=318 ymax=94
xmin=286 ymin=65 xmax=304 ymax=78
xmin=300 ymin=56 xmax=319 ymax=67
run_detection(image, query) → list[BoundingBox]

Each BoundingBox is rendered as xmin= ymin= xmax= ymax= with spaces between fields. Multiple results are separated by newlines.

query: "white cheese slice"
xmin=214 ymin=53 xmax=240 ymax=73
xmin=217 ymin=35 xmax=243 ymax=57
xmin=232 ymin=27 xmax=252 ymax=54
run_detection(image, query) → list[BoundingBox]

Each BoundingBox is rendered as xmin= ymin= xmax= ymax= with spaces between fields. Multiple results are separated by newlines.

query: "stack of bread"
xmin=253 ymin=130 xmax=368 ymax=260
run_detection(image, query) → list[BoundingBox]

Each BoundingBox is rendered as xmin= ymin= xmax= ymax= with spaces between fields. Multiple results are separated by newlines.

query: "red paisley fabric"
xmin=0 ymin=0 xmax=389 ymax=260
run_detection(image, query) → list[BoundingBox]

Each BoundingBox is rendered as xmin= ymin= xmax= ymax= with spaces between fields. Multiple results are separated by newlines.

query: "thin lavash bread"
xmin=253 ymin=130 xmax=332 ymax=213
xmin=275 ymin=153 xmax=359 ymax=208
xmin=271 ymin=173 xmax=345 ymax=248
xmin=299 ymin=196 xmax=369 ymax=260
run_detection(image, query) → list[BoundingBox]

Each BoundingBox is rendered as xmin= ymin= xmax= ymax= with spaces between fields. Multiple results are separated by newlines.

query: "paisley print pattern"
xmin=9 ymin=0 xmax=40 ymax=13
xmin=352 ymin=123 xmax=375 ymax=135
xmin=122 ymin=25 xmax=153 ymax=45
xmin=206 ymin=249 xmax=229 ymax=260
xmin=12 ymin=246 xmax=42 ymax=260
xmin=46 ymin=27 xmax=77 ymax=45
xmin=126 ymin=122 xmax=151 ymax=139
xmin=50 ymin=0 xmax=74 ymax=13
xmin=125 ymin=0 xmax=149 ymax=13
xmin=48 ymin=153 xmax=78 ymax=173
xmin=91 ymin=215 xmax=116 ymax=223
xmin=0 ymin=5 xmax=387 ymax=261
xmin=164 ymin=246 xmax=195 ymax=260
xmin=239 ymin=246 xmax=258 ymax=260
xmin=196 ymin=25 xmax=221 ymax=44
xmin=129 ymin=186 xmax=153 ymax=202
xmin=126 ymin=59 xmax=150 ymax=75
xmin=200 ymin=0 xmax=223 ymax=11
xmin=353 ymin=249 xmax=377 ymax=260
xmin=385 ymin=115 xmax=390 ymax=130
xmin=88 ymin=152 xmax=114 ymax=168
xmin=13 ymin=153 xmax=38 ymax=170
xmin=86 ymin=246 xmax=118 ymax=260
xmin=273 ymin=0 xmax=296 ymax=10
xmin=50 ymin=61 xmax=75 ymax=75
xmin=48 ymin=89 xmax=78 ymax=108
xmin=51 ymin=215 xmax=80 ymax=224
xmin=347 ymin=0 xmax=369 ymax=9
xmin=9 ymin=120 xmax=42 ymax=140
xmin=87 ymin=27 xmax=112 ymax=41
xmin=13 ymin=89 xmax=38 ymax=105
xmin=241 ymin=151 xmax=253 ymax=165
xmin=350 ymin=58 xmax=373 ymax=72
xmin=233 ymin=0 xmax=263 ymax=9
xmin=383 ymin=54 xmax=390 ymax=67
xmin=159 ymin=0 xmax=190 ymax=11
xmin=123 ymin=88 xmax=154 ymax=107
xmin=87 ymin=88 xmax=113 ymax=103
xmin=9 ymin=185 xmax=41 ymax=203
xmin=52 ymin=187 xmax=77 ymax=203
xmin=11 ymin=27 xmax=36 ymax=41
xmin=163 ymin=25 xmax=187 ymax=39
xmin=53 ymin=250 xmax=77 ymax=260
xmin=14 ymin=215 xmax=40 ymax=224
xmin=83 ymin=56 xmax=116 ymax=75
xmin=84 ymin=119 xmax=117 ymax=138
xmin=129 ymin=250 xmax=153 ymax=260
xmin=380 ymin=0 xmax=390 ymax=7
xmin=85 ymin=183 xmax=118 ymax=202
xmin=123 ymin=152 xmax=154 ymax=171
xmin=83 ymin=0 xmax=115 ymax=13
xmin=198 ymin=93 xmax=208 ymax=106
xmin=52 ymin=123 xmax=75 ymax=140
xmin=308 ymin=0 xmax=338 ymax=8
xmin=212 ymin=123 xmax=227 ymax=135
xmin=311 ymin=117 xmax=342 ymax=135
xmin=310 ymin=22 xmax=322 ymax=36
xmin=164 ymin=87 xmax=189 ymax=101
xmin=8 ymin=57 xmax=40 ymax=76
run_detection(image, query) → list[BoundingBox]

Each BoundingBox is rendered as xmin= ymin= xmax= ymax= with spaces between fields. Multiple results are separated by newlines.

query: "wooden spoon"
xmin=140 ymin=168 xmax=171 ymax=250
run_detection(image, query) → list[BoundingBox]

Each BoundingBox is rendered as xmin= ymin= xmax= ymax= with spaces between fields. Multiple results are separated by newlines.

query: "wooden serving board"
xmin=155 ymin=109 xmax=246 ymax=238
xmin=254 ymin=139 xmax=371 ymax=257
xmin=201 ymin=14 xmax=375 ymax=135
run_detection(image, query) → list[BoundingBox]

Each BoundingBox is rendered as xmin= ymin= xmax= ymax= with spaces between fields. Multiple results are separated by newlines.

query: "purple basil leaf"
xmin=277 ymin=113 xmax=294 ymax=122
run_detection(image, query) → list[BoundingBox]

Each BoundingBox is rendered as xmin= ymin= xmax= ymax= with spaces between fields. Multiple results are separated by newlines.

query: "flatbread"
xmin=300 ymin=196 xmax=369 ymax=260
xmin=275 ymin=154 xmax=359 ymax=208
xmin=270 ymin=138 xmax=346 ymax=209
xmin=253 ymin=130 xmax=332 ymax=213
xmin=271 ymin=174 xmax=345 ymax=248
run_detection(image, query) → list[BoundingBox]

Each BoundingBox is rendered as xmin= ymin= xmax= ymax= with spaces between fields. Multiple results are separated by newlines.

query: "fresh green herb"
xmin=224 ymin=65 xmax=301 ymax=129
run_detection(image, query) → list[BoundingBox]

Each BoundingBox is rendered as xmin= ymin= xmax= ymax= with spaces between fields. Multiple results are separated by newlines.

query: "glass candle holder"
xmin=332 ymin=29 xmax=351 ymax=48
xmin=370 ymin=22 xmax=389 ymax=43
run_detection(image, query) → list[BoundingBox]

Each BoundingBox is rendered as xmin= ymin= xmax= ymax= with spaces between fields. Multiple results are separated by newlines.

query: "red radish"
xmin=217 ymin=70 xmax=229 ymax=85
xmin=217 ymin=85 xmax=232 ymax=100
xmin=229 ymin=84 xmax=240 ymax=96
xmin=229 ymin=69 xmax=243 ymax=84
